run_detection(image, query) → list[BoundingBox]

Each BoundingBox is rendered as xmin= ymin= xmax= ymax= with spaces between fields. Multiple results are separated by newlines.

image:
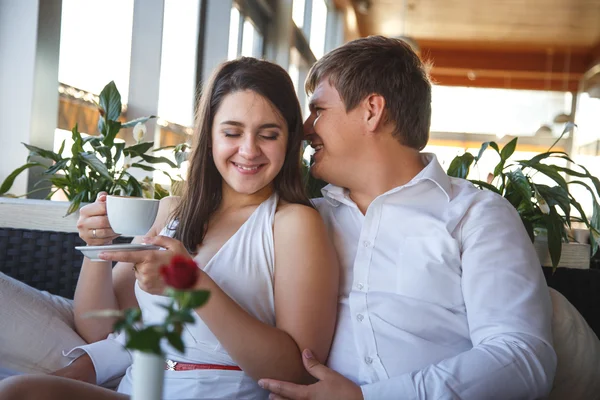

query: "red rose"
xmin=160 ymin=255 xmax=199 ymax=290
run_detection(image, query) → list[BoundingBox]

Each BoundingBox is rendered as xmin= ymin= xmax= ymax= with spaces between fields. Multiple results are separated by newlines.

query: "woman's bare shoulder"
xmin=274 ymin=202 xmax=323 ymax=233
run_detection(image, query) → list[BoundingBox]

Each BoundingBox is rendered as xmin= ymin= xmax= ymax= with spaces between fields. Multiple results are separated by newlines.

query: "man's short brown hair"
xmin=305 ymin=35 xmax=431 ymax=150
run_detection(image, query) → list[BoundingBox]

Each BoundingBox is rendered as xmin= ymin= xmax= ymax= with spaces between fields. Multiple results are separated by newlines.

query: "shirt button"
xmin=357 ymin=314 xmax=364 ymax=322
xmin=356 ymin=283 xmax=364 ymax=290
xmin=365 ymin=356 xmax=373 ymax=365
xmin=363 ymin=240 xmax=371 ymax=248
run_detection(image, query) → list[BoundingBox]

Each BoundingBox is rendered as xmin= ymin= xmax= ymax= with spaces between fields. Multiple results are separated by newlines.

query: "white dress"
xmin=117 ymin=193 xmax=279 ymax=399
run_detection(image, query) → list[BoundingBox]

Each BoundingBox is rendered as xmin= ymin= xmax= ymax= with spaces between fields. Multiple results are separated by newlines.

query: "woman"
xmin=0 ymin=57 xmax=339 ymax=399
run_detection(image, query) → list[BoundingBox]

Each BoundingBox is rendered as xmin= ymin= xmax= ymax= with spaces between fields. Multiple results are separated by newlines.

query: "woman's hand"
xmin=98 ymin=236 xmax=199 ymax=295
xmin=49 ymin=353 xmax=97 ymax=384
xmin=76 ymin=192 xmax=119 ymax=246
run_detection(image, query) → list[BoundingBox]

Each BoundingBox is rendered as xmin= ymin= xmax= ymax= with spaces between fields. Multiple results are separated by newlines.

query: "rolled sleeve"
xmin=63 ymin=331 xmax=132 ymax=386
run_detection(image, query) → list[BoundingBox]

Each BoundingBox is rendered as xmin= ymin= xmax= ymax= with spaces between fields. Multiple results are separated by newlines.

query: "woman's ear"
xmin=363 ymin=94 xmax=386 ymax=133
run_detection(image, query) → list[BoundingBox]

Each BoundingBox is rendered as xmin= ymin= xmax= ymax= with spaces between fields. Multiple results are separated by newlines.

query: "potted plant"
xmin=447 ymin=123 xmax=600 ymax=270
xmin=0 ymin=81 xmax=188 ymax=215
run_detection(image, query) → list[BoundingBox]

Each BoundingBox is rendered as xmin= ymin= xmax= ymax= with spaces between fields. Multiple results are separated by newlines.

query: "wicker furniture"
xmin=0 ymin=197 xmax=598 ymax=338
xmin=0 ymin=198 xmax=130 ymax=299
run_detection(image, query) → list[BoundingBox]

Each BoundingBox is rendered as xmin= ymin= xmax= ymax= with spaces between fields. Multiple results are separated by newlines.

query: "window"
xmin=58 ymin=0 xmax=134 ymax=103
xmin=309 ymin=0 xmax=328 ymax=59
xmin=228 ymin=3 xmax=265 ymax=60
xmin=293 ymin=0 xmax=306 ymax=28
xmin=157 ymin=0 xmax=201 ymax=128
xmin=430 ymin=86 xmax=572 ymax=137
xmin=228 ymin=6 xmax=242 ymax=60
xmin=241 ymin=19 xmax=263 ymax=57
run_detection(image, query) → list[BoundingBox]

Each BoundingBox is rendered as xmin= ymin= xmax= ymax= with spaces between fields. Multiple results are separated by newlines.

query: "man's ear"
xmin=363 ymin=94 xmax=386 ymax=133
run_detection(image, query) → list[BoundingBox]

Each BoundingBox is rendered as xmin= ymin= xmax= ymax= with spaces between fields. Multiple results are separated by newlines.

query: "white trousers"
xmin=0 ymin=273 xmax=86 ymax=375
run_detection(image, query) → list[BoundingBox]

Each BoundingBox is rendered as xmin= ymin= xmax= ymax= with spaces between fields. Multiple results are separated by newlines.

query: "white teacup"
xmin=106 ymin=195 xmax=160 ymax=236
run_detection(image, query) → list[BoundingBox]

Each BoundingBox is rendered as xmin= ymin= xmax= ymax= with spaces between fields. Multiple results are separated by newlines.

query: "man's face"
xmin=303 ymin=79 xmax=364 ymax=186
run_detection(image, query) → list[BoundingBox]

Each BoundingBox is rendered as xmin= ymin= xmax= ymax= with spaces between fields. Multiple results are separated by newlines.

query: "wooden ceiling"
xmin=344 ymin=0 xmax=600 ymax=91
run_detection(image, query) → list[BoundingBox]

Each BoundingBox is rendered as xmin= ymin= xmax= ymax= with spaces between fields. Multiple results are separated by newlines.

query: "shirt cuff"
xmin=63 ymin=336 xmax=132 ymax=386
xmin=361 ymin=374 xmax=418 ymax=400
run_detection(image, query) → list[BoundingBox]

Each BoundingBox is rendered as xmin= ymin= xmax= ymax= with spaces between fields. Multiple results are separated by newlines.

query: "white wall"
xmin=0 ymin=0 xmax=61 ymax=197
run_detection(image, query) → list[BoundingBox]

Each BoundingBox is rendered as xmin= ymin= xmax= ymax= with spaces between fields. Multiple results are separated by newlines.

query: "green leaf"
xmin=447 ymin=153 xmax=475 ymax=179
xmin=522 ymin=163 xmax=568 ymax=191
xmin=154 ymin=183 xmax=170 ymax=199
xmin=543 ymin=207 xmax=565 ymax=270
xmin=500 ymin=137 xmax=518 ymax=161
xmin=66 ymin=190 xmax=87 ymax=216
xmin=468 ymin=179 xmax=501 ymax=193
xmin=71 ymin=124 xmax=84 ymax=154
xmin=23 ymin=143 xmax=61 ymax=162
xmin=126 ymin=327 xmax=162 ymax=355
xmin=165 ymin=331 xmax=185 ymax=353
xmin=103 ymin=120 xmax=122 ymax=148
xmin=139 ymin=154 xmax=177 ymax=168
xmin=58 ymin=140 xmax=66 ymax=157
xmin=505 ymin=169 xmax=534 ymax=213
xmin=113 ymin=142 xmax=125 ymax=164
xmin=45 ymin=159 xmax=70 ymax=176
xmin=523 ymin=151 xmax=572 ymax=166
xmin=98 ymin=81 xmax=122 ymax=123
xmin=174 ymin=150 xmax=190 ymax=167
xmin=124 ymin=142 xmax=155 ymax=157
xmin=130 ymin=163 xmax=157 ymax=172
xmin=591 ymin=201 xmax=600 ymax=256
xmin=0 ymin=163 xmax=42 ymax=195
xmin=185 ymin=290 xmax=211 ymax=309
xmin=493 ymin=160 xmax=505 ymax=178
xmin=80 ymin=153 xmax=112 ymax=180
xmin=125 ymin=175 xmax=144 ymax=197
xmin=489 ymin=142 xmax=500 ymax=154
xmin=535 ymin=184 xmax=570 ymax=219
xmin=475 ymin=142 xmax=490 ymax=162
xmin=121 ymin=116 xmax=156 ymax=129
xmin=124 ymin=308 xmax=143 ymax=325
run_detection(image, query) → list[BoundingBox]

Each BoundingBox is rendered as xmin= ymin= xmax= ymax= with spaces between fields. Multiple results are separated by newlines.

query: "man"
xmin=259 ymin=35 xmax=556 ymax=399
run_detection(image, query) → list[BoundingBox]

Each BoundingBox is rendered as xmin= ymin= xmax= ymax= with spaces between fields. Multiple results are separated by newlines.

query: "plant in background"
xmin=302 ymin=145 xmax=327 ymax=199
xmin=0 ymin=81 xmax=189 ymax=215
xmin=447 ymin=122 xmax=600 ymax=270
xmin=89 ymin=255 xmax=209 ymax=355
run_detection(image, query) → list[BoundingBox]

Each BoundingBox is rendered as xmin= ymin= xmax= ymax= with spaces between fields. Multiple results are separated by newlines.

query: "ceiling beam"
xmin=421 ymin=45 xmax=589 ymax=77
xmin=430 ymin=74 xmax=579 ymax=92
xmin=420 ymin=42 xmax=587 ymax=91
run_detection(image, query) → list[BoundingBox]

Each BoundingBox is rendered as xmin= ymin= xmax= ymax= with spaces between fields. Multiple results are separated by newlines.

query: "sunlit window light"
xmin=292 ymin=0 xmax=306 ymax=28
xmin=241 ymin=19 xmax=256 ymax=57
xmin=228 ymin=6 xmax=241 ymax=60
xmin=309 ymin=0 xmax=327 ymax=59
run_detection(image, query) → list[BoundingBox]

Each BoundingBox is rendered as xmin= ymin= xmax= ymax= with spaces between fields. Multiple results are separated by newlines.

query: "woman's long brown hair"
xmin=171 ymin=57 xmax=311 ymax=252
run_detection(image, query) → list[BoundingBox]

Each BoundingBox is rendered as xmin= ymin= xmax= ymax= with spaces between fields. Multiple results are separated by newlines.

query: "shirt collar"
xmin=320 ymin=152 xmax=452 ymax=206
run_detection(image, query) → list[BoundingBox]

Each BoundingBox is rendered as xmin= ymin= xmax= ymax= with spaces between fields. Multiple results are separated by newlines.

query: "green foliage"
xmin=0 ymin=81 xmax=189 ymax=215
xmin=112 ymin=288 xmax=210 ymax=356
xmin=447 ymin=123 xmax=600 ymax=270
xmin=302 ymin=147 xmax=327 ymax=199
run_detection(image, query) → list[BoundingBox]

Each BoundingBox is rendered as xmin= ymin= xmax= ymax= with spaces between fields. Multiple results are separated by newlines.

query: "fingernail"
xmin=303 ymin=349 xmax=313 ymax=359
xmin=258 ymin=380 xmax=265 ymax=388
xmin=98 ymin=252 xmax=107 ymax=259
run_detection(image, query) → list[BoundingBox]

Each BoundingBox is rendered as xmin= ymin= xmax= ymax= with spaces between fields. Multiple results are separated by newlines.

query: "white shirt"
xmin=314 ymin=154 xmax=557 ymax=400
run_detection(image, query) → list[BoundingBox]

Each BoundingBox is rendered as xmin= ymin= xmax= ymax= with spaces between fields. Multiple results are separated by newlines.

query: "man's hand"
xmin=259 ymin=349 xmax=363 ymax=400
xmin=49 ymin=353 xmax=96 ymax=384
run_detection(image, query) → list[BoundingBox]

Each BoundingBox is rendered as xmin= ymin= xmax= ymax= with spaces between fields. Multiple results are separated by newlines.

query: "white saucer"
xmin=75 ymin=243 xmax=161 ymax=262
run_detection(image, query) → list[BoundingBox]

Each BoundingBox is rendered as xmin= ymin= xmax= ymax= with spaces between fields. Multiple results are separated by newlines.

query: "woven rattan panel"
xmin=0 ymin=228 xmax=130 ymax=299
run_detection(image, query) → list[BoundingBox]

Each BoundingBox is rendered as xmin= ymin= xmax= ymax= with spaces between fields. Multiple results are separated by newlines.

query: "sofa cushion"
xmin=549 ymin=287 xmax=600 ymax=399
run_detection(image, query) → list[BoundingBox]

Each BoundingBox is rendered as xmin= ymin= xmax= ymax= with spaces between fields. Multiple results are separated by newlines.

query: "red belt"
xmin=165 ymin=360 xmax=242 ymax=372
